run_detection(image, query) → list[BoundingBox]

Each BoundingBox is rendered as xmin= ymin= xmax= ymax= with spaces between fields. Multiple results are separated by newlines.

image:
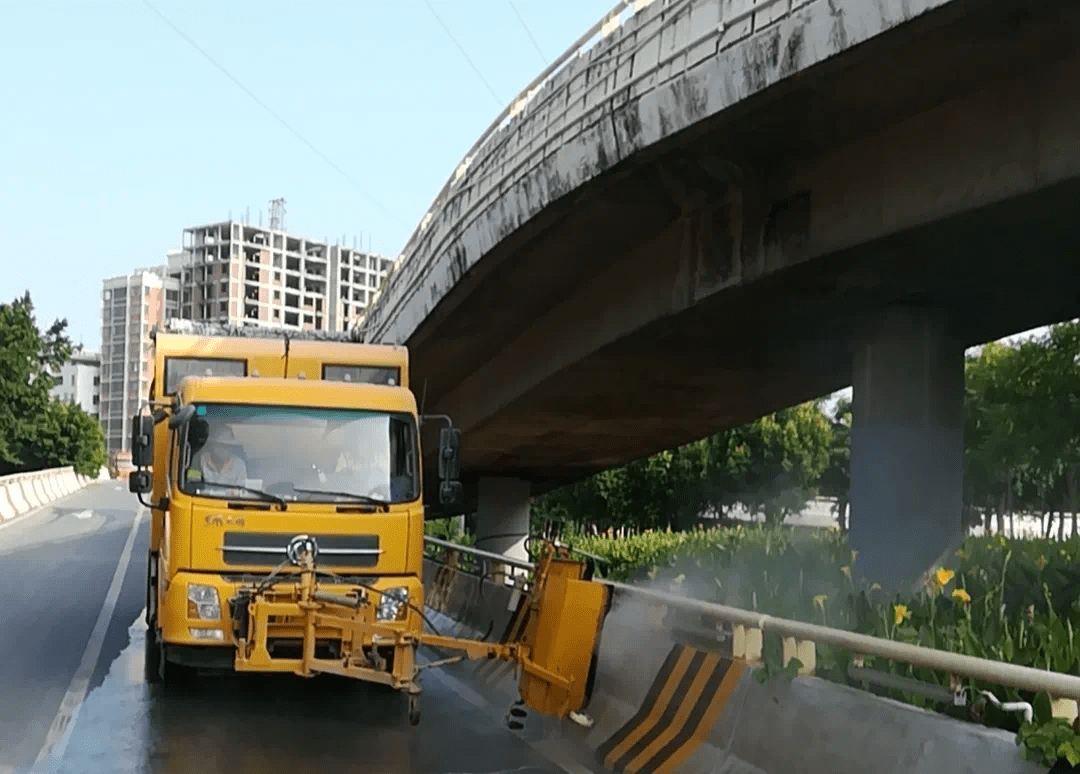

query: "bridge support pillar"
xmin=849 ymin=306 xmax=964 ymax=593
xmin=474 ymin=476 xmax=531 ymax=565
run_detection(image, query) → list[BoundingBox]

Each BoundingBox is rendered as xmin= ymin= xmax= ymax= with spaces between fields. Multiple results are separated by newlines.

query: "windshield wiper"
xmin=292 ymin=487 xmax=390 ymax=511
xmin=206 ymin=483 xmax=288 ymax=510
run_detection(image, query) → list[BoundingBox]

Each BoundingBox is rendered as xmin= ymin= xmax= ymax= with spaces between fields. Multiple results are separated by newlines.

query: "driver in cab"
xmin=195 ymin=426 xmax=248 ymax=487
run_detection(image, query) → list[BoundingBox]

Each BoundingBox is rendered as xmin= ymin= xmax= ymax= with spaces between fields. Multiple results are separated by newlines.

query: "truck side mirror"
xmin=130 ymin=414 xmax=154 ymax=468
xmin=439 ymin=480 xmax=464 ymax=507
xmin=129 ymin=469 xmax=153 ymax=495
xmin=438 ymin=427 xmax=461 ymax=481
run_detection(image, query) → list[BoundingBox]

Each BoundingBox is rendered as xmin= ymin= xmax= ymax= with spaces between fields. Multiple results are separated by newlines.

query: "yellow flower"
xmin=840 ymin=566 xmax=852 ymax=580
xmin=870 ymin=582 xmax=882 ymax=592
xmin=893 ymin=604 xmax=911 ymax=626
xmin=813 ymin=594 xmax=828 ymax=612
xmin=934 ymin=567 xmax=955 ymax=588
xmin=1036 ymin=555 xmax=1048 ymax=570
xmin=672 ymin=574 xmax=685 ymax=585
xmin=951 ymin=588 xmax=972 ymax=604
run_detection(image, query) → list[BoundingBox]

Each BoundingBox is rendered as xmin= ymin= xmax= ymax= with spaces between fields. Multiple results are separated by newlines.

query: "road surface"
xmin=0 ymin=481 xmax=589 ymax=774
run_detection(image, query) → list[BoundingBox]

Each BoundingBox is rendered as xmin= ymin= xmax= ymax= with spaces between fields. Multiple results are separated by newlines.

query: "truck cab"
xmin=128 ymin=322 xmax=461 ymax=712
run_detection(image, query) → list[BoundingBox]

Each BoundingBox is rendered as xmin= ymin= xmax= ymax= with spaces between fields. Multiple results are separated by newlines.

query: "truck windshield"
xmin=178 ymin=404 xmax=419 ymax=505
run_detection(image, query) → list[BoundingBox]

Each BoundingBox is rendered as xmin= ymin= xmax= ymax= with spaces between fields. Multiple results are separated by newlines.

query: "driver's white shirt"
xmin=200 ymin=454 xmax=247 ymax=486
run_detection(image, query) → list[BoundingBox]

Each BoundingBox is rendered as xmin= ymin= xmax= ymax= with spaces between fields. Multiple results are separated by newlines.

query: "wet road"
xmin=0 ymin=482 xmax=587 ymax=774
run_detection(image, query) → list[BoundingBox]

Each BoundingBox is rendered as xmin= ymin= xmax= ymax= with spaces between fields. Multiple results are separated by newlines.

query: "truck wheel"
xmin=144 ymin=622 xmax=163 ymax=685
xmin=145 ymin=552 xmax=158 ymax=626
xmin=159 ymin=646 xmax=196 ymax=687
xmin=408 ymin=693 xmax=421 ymax=727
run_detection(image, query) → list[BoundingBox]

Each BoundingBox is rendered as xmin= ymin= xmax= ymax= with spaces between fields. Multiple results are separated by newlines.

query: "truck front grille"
xmin=220 ymin=532 xmax=381 ymax=568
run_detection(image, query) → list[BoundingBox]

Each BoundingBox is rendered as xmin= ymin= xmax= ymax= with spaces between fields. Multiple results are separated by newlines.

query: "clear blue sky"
xmin=0 ymin=0 xmax=614 ymax=348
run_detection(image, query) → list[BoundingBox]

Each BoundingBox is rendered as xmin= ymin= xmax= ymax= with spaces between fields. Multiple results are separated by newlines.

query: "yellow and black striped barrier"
xmin=595 ymin=643 xmax=746 ymax=774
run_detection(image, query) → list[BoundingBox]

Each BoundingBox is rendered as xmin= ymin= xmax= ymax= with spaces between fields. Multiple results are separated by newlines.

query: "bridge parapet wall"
xmin=362 ymin=0 xmax=953 ymax=346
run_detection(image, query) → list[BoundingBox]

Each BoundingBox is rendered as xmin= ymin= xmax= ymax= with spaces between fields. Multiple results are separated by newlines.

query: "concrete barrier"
xmin=0 ymin=483 xmax=17 ymax=521
xmin=0 ymin=466 xmax=103 ymax=526
xmin=421 ymin=556 xmax=1045 ymax=774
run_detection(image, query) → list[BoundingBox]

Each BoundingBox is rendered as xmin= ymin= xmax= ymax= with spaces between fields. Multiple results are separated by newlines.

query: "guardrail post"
xmin=733 ymin=625 xmax=763 ymax=663
xmin=1051 ymin=697 xmax=1080 ymax=727
xmin=783 ymin=636 xmax=816 ymax=675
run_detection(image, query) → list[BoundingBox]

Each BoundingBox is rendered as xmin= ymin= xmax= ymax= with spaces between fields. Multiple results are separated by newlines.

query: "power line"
xmin=140 ymin=0 xmax=405 ymax=229
xmin=508 ymin=0 xmax=548 ymax=66
xmin=422 ymin=0 xmax=503 ymax=108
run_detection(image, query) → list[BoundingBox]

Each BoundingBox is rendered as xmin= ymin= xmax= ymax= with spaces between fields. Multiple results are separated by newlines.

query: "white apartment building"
xmin=177 ymin=218 xmax=392 ymax=332
xmin=49 ymin=349 xmax=101 ymax=418
xmin=99 ymin=267 xmax=180 ymax=454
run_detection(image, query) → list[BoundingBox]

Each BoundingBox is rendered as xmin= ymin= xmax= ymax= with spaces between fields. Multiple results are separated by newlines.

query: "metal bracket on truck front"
xmin=230 ymin=535 xmax=609 ymax=726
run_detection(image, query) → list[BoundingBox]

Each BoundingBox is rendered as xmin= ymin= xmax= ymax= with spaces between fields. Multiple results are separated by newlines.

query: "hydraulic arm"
xmin=229 ymin=535 xmax=609 ymax=726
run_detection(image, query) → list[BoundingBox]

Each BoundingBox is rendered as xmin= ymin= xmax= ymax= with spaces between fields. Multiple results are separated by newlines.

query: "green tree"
xmin=963 ymin=340 xmax=1030 ymax=534
xmin=534 ymin=401 xmax=832 ymax=532
xmin=818 ymin=396 xmax=852 ymax=532
xmin=961 ymin=322 xmax=1080 ymax=538
xmin=0 ymin=292 xmax=105 ymax=476
xmin=1019 ymin=322 xmax=1080 ymax=538
xmin=29 ymin=400 xmax=108 ymax=477
xmin=729 ymin=402 xmax=832 ymax=524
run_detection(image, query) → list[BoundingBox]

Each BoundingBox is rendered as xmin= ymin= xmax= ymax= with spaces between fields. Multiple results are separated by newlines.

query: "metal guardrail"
xmin=423 ymin=535 xmax=536 ymax=573
xmin=607 ymin=581 xmax=1080 ymax=702
xmin=423 ymin=536 xmax=1080 ymax=704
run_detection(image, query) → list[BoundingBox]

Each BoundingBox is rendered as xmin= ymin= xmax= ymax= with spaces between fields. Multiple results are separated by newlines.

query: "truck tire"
xmin=144 ymin=622 xmax=163 ymax=685
xmin=159 ymin=646 xmax=195 ymax=687
xmin=144 ymin=552 xmax=158 ymax=627
xmin=144 ymin=560 xmax=163 ymax=685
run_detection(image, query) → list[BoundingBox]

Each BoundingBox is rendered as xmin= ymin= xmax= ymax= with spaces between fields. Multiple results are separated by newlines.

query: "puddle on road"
xmin=48 ymin=619 xmax=574 ymax=774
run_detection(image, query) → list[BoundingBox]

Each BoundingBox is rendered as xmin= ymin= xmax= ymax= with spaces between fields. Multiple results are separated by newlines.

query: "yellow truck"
xmin=128 ymin=321 xmax=608 ymax=726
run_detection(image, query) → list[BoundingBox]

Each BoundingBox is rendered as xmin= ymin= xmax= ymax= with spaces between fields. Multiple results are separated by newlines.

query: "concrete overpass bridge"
xmin=359 ymin=0 xmax=1080 ymax=588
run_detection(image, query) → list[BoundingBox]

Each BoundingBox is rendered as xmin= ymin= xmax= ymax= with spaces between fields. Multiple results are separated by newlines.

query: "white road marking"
xmin=32 ymin=507 xmax=145 ymax=772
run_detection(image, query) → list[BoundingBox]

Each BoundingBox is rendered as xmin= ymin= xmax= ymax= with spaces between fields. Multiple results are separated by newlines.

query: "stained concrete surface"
xmin=0 ymin=483 xmax=581 ymax=774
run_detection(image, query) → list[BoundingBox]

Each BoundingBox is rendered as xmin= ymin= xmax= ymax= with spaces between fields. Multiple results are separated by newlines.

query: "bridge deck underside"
xmin=411 ymin=0 xmax=1080 ymax=497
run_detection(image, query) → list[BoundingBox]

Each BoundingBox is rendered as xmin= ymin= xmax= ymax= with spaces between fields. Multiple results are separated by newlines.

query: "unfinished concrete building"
xmin=177 ymin=219 xmax=393 ymax=332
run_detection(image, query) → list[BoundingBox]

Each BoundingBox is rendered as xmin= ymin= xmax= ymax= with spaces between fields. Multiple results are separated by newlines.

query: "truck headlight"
xmin=187 ymin=584 xmax=221 ymax=620
xmin=376 ymin=586 xmax=409 ymax=621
